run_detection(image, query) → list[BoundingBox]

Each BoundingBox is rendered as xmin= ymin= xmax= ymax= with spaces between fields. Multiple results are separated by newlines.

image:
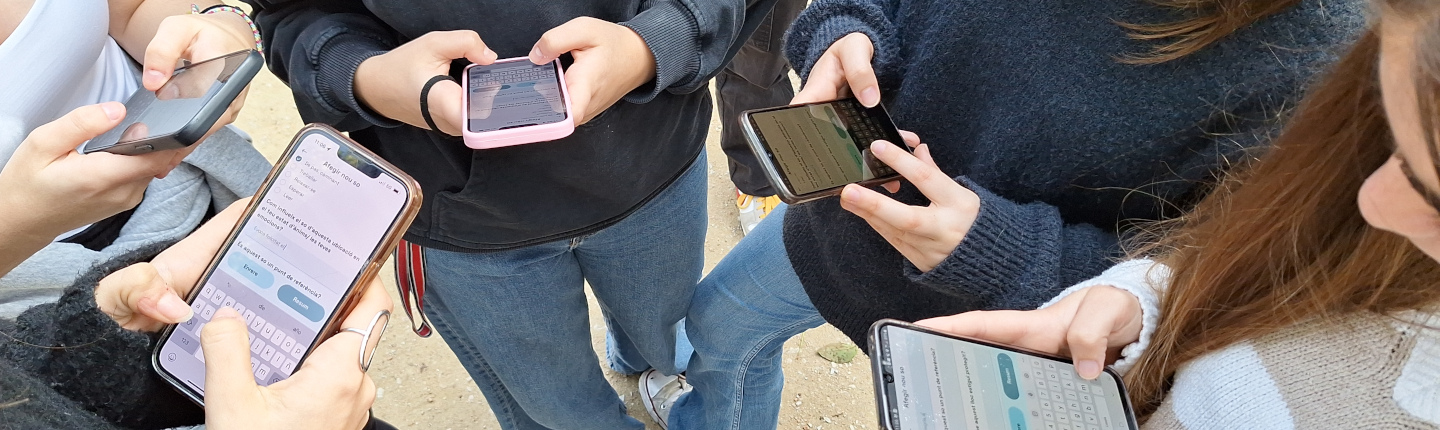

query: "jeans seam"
xmin=727 ymin=315 xmax=823 ymax=430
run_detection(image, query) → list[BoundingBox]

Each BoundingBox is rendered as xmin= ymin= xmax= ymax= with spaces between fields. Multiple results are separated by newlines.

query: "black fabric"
xmin=780 ymin=0 xmax=1367 ymax=346
xmin=716 ymin=0 xmax=808 ymax=197
xmin=58 ymin=206 xmax=137 ymax=252
xmin=244 ymin=0 xmax=762 ymax=252
xmin=0 ymin=243 xmax=204 ymax=429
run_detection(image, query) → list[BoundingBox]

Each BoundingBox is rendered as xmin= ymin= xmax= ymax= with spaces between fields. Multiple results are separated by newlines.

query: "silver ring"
xmin=338 ymin=310 xmax=391 ymax=371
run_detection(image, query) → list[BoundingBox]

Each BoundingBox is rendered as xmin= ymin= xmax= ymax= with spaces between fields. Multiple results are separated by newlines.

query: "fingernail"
xmin=484 ymin=48 xmax=497 ymax=61
xmin=1076 ymin=360 xmax=1102 ymax=380
xmin=100 ymin=103 xmax=123 ymax=120
xmin=145 ymin=69 xmax=166 ymax=84
xmin=529 ymin=47 xmax=543 ymax=62
xmin=871 ymin=140 xmax=887 ymax=153
xmin=158 ymin=293 xmax=194 ymax=322
xmin=213 ymin=306 xmax=241 ymax=321
xmin=860 ymin=87 xmax=879 ymax=107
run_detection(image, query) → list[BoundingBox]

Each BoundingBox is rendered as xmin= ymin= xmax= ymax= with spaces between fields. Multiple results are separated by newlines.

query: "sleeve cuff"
xmin=309 ymin=32 xmax=402 ymax=130
xmin=904 ymin=177 xmax=1064 ymax=308
xmin=1037 ymin=259 xmax=1170 ymax=375
xmin=620 ymin=1 xmax=700 ymax=103
xmin=783 ymin=1 xmax=897 ymax=81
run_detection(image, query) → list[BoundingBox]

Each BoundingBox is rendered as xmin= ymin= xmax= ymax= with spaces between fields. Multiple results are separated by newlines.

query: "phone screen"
xmin=466 ymin=60 xmax=567 ymax=133
xmin=85 ymin=51 xmax=249 ymax=150
xmin=156 ymin=129 xmax=409 ymax=393
xmin=878 ymin=324 xmax=1133 ymax=430
xmin=748 ymin=99 xmax=903 ymax=195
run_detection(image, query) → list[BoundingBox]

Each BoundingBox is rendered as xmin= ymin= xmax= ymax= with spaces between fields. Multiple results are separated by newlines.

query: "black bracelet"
xmin=419 ymin=75 xmax=454 ymax=133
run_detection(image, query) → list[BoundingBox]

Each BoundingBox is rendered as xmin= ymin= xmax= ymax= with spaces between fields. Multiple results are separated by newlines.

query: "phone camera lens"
xmin=883 ymin=373 xmax=894 ymax=384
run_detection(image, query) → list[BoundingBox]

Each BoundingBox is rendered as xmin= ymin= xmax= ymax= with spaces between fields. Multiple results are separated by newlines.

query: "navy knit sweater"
xmin=782 ymin=0 xmax=1366 ymax=347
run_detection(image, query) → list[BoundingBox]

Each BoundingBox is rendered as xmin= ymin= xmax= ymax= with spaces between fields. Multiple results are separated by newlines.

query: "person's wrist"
xmin=352 ymin=57 xmax=388 ymax=116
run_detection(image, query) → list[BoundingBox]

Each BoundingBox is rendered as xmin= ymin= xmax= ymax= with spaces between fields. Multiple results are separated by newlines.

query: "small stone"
xmin=375 ymin=388 xmax=385 ymax=399
xmin=817 ymin=342 xmax=859 ymax=364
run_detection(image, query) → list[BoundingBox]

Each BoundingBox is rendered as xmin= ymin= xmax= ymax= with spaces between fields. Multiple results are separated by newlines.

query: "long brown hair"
xmin=1123 ymin=0 xmax=1303 ymax=64
xmin=1121 ymin=12 xmax=1440 ymax=418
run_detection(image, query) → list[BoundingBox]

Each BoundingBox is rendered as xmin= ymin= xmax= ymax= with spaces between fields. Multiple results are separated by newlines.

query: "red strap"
xmin=394 ymin=240 xmax=433 ymax=337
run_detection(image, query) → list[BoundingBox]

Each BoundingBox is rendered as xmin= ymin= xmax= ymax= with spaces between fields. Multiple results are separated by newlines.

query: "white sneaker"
xmin=736 ymin=190 xmax=782 ymax=236
xmin=640 ymin=368 xmax=692 ymax=429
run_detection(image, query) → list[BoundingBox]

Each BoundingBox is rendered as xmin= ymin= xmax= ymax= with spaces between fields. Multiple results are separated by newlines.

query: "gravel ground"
xmin=233 ymin=67 xmax=878 ymax=430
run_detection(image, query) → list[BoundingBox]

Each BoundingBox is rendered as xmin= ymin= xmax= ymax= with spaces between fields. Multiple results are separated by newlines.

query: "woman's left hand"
xmin=839 ymin=132 xmax=980 ymax=272
xmin=95 ymin=198 xmax=248 ymax=331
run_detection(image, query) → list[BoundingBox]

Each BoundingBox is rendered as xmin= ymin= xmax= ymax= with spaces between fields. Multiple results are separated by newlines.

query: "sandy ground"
xmin=232 ymin=67 xmax=878 ymax=429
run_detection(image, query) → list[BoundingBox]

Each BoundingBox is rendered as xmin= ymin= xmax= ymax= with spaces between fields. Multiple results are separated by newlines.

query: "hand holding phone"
xmin=740 ymin=98 xmax=910 ymax=204
xmin=870 ymin=319 xmax=1140 ymax=430
xmin=197 ymin=280 xmax=387 ymax=430
xmin=354 ymin=30 xmax=498 ymax=136
xmin=792 ymin=33 xmax=881 ymax=108
xmin=462 ymin=57 xmax=574 ymax=148
xmin=0 ymin=103 xmax=179 ymax=275
xmin=529 ymin=17 xmax=655 ymax=126
xmin=154 ymin=124 xmax=420 ymax=404
xmin=81 ymin=50 xmax=263 ymax=155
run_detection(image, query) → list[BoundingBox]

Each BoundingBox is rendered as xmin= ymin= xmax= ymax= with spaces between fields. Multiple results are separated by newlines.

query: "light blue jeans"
xmin=669 ymin=204 xmax=824 ymax=429
xmin=421 ymin=154 xmax=706 ymax=430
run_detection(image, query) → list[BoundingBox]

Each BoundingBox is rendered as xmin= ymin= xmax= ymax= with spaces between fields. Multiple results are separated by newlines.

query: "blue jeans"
xmin=421 ymin=154 xmax=706 ymax=430
xmin=669 ymin=204 xmax=824 ymax=429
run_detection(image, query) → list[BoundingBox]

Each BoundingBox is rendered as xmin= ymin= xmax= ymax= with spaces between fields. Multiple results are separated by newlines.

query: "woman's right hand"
xmin=792 ymin=32 xmax=881 ymax=107
xmin=354 ymin=30 xmax=498 ymax=136
xmin=914 ymin=285 xmax=1145 ymax=380
xmin=200 ymin=276 xmax=392 ymax=430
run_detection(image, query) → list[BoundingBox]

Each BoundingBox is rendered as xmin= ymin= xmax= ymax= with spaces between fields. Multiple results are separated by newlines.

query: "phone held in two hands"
xmin=740 ymin=98 xmax=910 ymax=204
xmin=152 ymin=124 xmax=421 ymax=404
xmin=462 ymin=57 xmax=574 ymax=149
xmin=81 ymin=50 xmax=263 ymax=155
xmin=869 ymin=320 xmax=1140 ymax=430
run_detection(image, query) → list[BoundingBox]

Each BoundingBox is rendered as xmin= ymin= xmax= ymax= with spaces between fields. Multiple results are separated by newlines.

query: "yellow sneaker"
xmin=736 ymin=189 xmax=782 ymax=235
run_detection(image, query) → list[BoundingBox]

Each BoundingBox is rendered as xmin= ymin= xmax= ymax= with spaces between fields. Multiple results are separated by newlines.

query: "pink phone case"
xmin=461 ymin=57 xmax=575 ymax=149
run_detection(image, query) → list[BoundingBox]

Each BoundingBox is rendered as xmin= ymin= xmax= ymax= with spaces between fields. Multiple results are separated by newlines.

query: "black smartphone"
xmin=739 ymin=98 xmax=908 ymax=204
xmin=153 ymin=124 xmax=421 ymax=405
xmin=81 ymin=50 xmax=262 ymax=155
xmin=869 ymin=319 xmax=1139 ymax=430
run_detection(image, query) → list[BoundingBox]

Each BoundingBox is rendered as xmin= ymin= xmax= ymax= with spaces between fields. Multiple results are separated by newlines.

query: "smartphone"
xmin=740 ymin=98 xmax=909 ymax=204
xmin=153 ymin=124 xmax=421 ymax=404
xmin=461 ymin=57 xmax=574 ymax=149
xmin=869 ymin=319 xmax=1139 ymax=430
xmin=81 ymin=50 xmax=262 ymax=155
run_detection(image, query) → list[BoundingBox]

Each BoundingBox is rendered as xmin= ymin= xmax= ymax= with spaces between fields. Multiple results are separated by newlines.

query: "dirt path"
xmin=233 ymin=69 xmax=877 ymax=429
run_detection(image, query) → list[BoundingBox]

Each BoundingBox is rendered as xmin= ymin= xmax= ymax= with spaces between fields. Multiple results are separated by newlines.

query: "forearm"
xmin=0 ymin=205 xmax=71 ymax=278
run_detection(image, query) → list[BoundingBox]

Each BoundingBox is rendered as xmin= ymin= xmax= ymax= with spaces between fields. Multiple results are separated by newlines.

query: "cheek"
xmin=1359 ymin=168 xmax=1440 ymax=244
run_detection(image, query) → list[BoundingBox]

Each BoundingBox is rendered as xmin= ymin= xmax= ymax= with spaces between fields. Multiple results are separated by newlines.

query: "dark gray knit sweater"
xmin=781 ymin=0 xmax=1366 ymax=346
xmin=0 ymin=243 xmax=203 ymax=429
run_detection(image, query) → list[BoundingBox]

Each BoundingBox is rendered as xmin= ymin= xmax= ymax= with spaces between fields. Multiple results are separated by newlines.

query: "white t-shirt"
xmin=0 ymin=0 xmax=140 ymax=239
xmin=0 ymin=0 xmax=140 ymax=162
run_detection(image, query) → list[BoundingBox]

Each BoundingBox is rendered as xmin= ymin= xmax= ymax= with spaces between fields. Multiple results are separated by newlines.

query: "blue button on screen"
xmin=278 ymin=285 xmax=324 ymax=322
xmin=997 ymin=353 xmax=1020 ymax=400
xmin=226 ymin=251 xmax=275 ymax=289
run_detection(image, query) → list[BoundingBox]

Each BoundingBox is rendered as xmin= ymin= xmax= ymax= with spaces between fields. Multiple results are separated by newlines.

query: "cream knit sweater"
xmin=1045 ymin=260 xmax=1440 ymax=429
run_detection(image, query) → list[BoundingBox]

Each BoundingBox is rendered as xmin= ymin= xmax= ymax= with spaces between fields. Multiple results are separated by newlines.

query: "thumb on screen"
xmin=200 ymin=307 xmax=261 ymax=401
